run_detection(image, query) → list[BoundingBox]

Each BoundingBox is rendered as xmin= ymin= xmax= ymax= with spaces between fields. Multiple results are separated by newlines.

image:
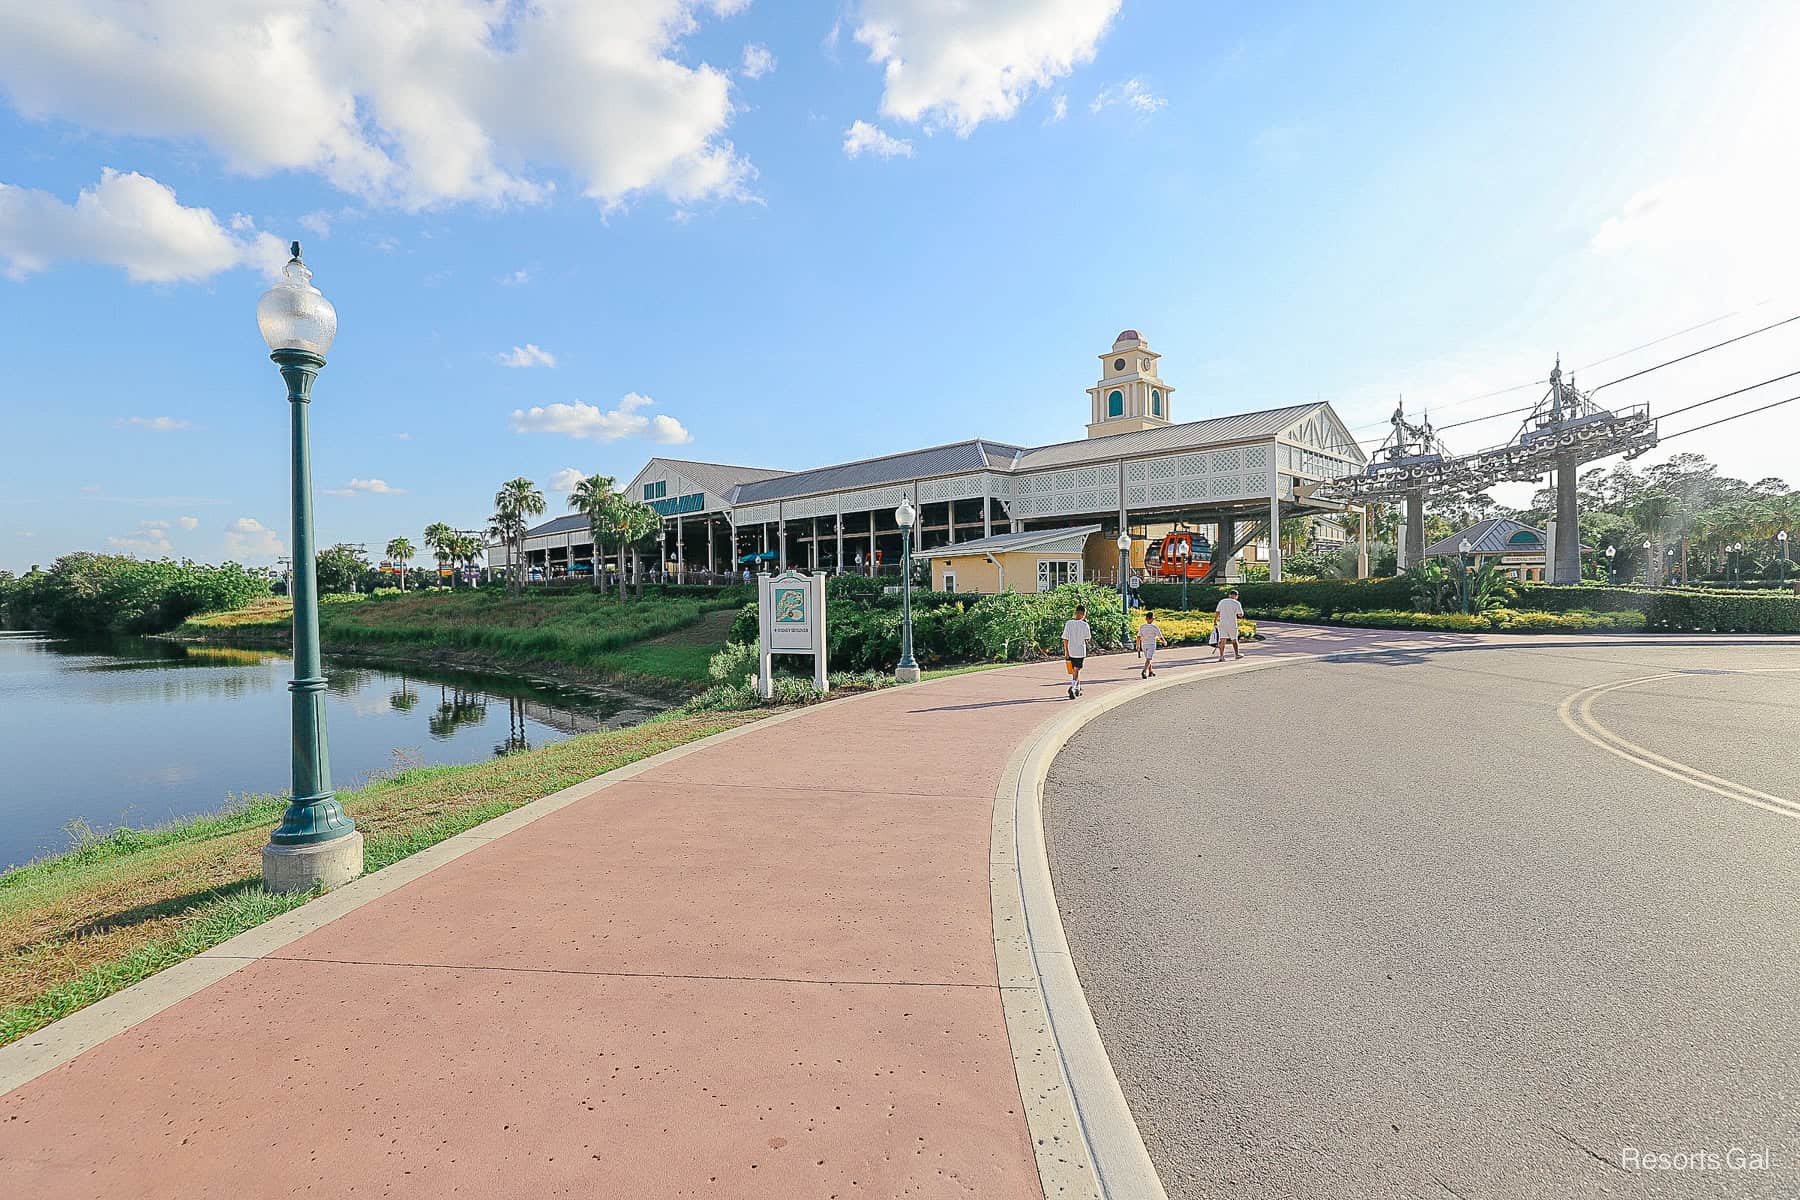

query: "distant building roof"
xmin=1425 ymin=516 xmax=1590 ymax=558
xmin=653 ymin=457 xmax=790 ymax=497
xmin=1016 ymin=402 xmax=1330 ymax=470
xmin=925 ymin=524 xmax=1102 ymax=558
xmin=729 ymin=438 xmax=1027 ymax=505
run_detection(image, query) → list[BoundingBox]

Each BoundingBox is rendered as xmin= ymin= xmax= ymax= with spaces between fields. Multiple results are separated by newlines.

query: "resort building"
xmin=1424 ymin=516 xmax=1584 ymax=583
xmin=490 ymin=330 xmax=1369 ymax=590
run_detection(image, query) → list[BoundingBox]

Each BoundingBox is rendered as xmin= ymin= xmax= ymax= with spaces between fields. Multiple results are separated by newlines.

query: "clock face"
xmin=1113 ymin=358 xmax=1126 ymax=372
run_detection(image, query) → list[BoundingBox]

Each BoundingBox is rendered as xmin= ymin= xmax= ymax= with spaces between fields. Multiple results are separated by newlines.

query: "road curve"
xmin=1046 ymin=641 xmax=1800 ymax=1199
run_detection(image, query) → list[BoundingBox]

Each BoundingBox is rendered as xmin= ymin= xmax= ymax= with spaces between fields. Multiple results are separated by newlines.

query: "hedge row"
xmin=1135 ymin=577 xmax=1413 ymax=614
xmin=1643 ymin=592 xmax=1800 ymax=633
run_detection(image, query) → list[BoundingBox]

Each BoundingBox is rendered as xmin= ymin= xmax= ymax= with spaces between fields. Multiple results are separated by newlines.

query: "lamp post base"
xmin=893 ymin=665 xmax=921 ymax=684
xmin=262 ymin=831 xmax=364 ymax=894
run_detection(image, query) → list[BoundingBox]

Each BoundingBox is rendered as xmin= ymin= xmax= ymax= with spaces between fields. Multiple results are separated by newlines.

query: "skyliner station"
xmin=491 ymin=330 xmax=1371 ymax=590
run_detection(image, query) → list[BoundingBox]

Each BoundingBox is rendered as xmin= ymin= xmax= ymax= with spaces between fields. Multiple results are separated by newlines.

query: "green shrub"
xmin=2 ymin=553 xmax=271 ymax=634
xmin=1135 ymin=576 xmax=1414 ymax=616
xmin=1643 ymin=591 xmax=1800 ymax=633
xmin=707 ymin=641 xmax=759 ymax=685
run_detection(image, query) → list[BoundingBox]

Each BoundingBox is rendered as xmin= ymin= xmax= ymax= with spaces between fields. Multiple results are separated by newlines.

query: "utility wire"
xmin=1591 ymin=311 xmax=1800 ymax=392
xmin=1570 ymin=309 xmax=1749 ymax=373
xmin=1657 ymin=368 xmax=1800 ymax=421
xmin=1658 ymin=392 xmax=1800 ymax=442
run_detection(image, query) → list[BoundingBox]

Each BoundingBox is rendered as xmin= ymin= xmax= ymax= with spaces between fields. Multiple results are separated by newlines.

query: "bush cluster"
xmin=1135 ymin=577 xmax=1414 ymax=615
xmin=0 ymin=554 xmax=271 ymax=634
xmin=1643 ymin=591 xmax=1800 ymax=633
xmin=730 ymin=582 xmax=1128 ymax=672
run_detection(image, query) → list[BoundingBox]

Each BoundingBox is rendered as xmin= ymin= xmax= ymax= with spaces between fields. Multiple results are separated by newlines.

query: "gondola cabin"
xmin=1146 ymin=530 xmax=1213 ymax=580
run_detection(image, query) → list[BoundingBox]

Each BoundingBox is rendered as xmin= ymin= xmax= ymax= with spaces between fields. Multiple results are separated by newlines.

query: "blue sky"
xmin=3 ymin=0 xmax=1798 ymax=572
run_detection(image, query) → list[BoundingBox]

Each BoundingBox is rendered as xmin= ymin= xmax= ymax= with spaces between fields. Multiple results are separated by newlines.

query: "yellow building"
xmin=925 ymin=525 xmax=1103 ymax=594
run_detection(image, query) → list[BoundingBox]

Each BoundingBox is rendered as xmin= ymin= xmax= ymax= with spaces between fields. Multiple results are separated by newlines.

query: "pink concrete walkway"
xmin=1 ymin=625 xmax=1475 ymax=1198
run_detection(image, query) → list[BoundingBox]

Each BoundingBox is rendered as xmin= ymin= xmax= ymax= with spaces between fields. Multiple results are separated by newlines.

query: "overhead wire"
xmin=1590 ymin=310 xmax=1800 ymax=392
xmin=1658 ymin=392 xmax=1800 ymax=443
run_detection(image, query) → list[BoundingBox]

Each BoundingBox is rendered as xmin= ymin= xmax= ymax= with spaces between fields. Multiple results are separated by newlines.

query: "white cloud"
xmin=511 ymin=392 xmax=693 ymax=444
xmin=0 ymin=168 xmax=286 ymax=282
xmin=710 ymin=0 xmax=753 ymax=13
xmin=0 ymin=2 xmax=755 ymax=212
xmin=1045 ymin=94 xmax=1068 ymax=124
xmin=547 ymin=467 xmax=588 ymax=494
xmin=323 ymin=478 xmax=406 ymax=497
xmin=118 ymin=415 xmax=193 ymax=432
xmin=394 ymin=431 xmax=412 ymax=441
xmin=498 ymin=343 xmax=557 ymax=368
xmin=223 ymin=517 xmax=283 ymax=559
xmin=741 ymin=43 xmax=776 ymax=79
xmin=108 ymin=519 xmax=172 ymax=555
xmin=298 ymin=209 xmax=332 ymax=237
xmin=1089 ymin=77 xmax=1165 ymax=115
xmin=853 ymin=0 xmax=1120 ymax=135
xmin=843 ymin=120 xmax=914 ymax=160
xmin=177 ymin=515 xmax=199 ymax=530
xmin=499 ymin=269 xmax=531 ymax=286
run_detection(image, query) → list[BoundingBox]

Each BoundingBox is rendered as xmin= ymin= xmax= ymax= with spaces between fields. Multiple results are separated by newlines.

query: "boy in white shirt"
xmin=1136 ymin=610 xmax=1165 ymax=679
xmin=1214 ymin=588 xmax=1244 ymax=662
xmin=1061 ymin=605 xmax=1092 ymax=699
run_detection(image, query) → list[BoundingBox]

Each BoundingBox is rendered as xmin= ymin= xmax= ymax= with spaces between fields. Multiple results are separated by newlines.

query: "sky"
xmin=2 ymin=0 xmax=1798 ymax=573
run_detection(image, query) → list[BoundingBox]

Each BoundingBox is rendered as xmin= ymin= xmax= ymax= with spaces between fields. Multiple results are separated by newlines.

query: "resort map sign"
xmin=756 ymin=570 xmax=828 ymax=696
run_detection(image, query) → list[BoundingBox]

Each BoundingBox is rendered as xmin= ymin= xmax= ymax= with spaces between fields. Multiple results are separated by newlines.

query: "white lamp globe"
xmin=1605 ymin=545 xmax=1616 ymax=558
xmin=894 ymin=497 xmax=916 ymax=529
xmin=257 ymin=242 xmax=337 ymax=358
xmin=1117 ymin=533 xmax=1132 ymax=551
xmin=1458 ymin=538 xmax=1473 ymax=553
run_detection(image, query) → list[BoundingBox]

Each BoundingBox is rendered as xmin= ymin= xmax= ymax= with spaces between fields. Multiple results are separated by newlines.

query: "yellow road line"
xmin=1556 ymin=669 xmax=1800 ymax=822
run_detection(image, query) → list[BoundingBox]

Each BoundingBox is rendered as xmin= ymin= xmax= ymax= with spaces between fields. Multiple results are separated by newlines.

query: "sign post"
xmin=758 ymin=570 xmax=829 ymax=699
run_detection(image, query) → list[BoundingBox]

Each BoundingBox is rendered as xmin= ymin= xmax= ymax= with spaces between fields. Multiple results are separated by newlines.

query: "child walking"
xmin=1136 ymin=610 xmax=1165 ymax=678
xmin=1061 ymin=605 xmax=1092 ymax=699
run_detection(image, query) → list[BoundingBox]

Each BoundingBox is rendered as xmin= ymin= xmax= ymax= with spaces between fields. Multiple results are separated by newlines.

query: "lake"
xmin=0 ymin=631 xmax=670 ymax=871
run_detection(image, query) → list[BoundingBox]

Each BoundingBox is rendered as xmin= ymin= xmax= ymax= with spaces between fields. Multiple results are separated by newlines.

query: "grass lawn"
xmin=0 ymin=708 xmax=765 ymax=1048
xmin=174 ymin=588 xmax=748 ymax=688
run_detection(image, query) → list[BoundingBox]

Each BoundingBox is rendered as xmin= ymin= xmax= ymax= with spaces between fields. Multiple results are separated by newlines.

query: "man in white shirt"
xmin=1214 ymin=588 xmax=1244 ymax=662
xmin=1135 ymin=610 xmax=1165 ymax=679
xmin=1061 ymin=605 xmax=1093 ymax=699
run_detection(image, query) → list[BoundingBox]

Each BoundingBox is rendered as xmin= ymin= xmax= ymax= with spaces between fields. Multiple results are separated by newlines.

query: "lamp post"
xmin=1666 ymin=546 xmax=1676 ymax=588
xmin=894 ymin=497 xmax=919 ymax=683
xmin=256 ymin=243 xmax=362 ymax=892
xmin=1780 ymin=530 xmax=1790 ymax=586
xmin=1642 ymin=538 xmax=1652 ymax=587
xmin=1176 ymin=537 xmax=1191 ymax=612
xmin=1604 ymin=544 xmax=1616 ymax=584
xmin=1116 ymin=531 xmax=1132 ymax=646
xmin=1730 ymin=541 xmax=1743 ymax=587
xmin=1457 ymin=538 xmax=1474 ymax=613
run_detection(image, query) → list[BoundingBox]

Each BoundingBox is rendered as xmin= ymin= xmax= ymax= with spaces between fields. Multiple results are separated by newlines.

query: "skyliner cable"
xmin=1590 ymin=310 xmax=1800 ymax=392
xmin=1657 ymin=392 xmax=1800 ymax=443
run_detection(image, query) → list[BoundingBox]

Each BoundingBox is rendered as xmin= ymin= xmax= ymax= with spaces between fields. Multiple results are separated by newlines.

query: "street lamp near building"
xmin=1730 ymin=541 xmax=1744 ymax=587
xmin=1780 ymin=530 xmax=1790 ymax=585
xmin=1457 ymin=538 xmax=1474 ymax=613
xmin=256 ymin=242 xmax=362 ymax=892
xmin=894 ymin=496 xmax=920 ymax=683
xmin=1116 ymin=532 xmax=1132 ymax=645
xmin=1642 ymin=538 xmax=1652 ymax=587
xmin=1604 ymin=544 xmax=1616 ymax=584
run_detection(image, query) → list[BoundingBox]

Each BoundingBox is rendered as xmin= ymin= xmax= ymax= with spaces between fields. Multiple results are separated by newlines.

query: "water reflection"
xmin=0 ymin=632 xmax=669 ymax=870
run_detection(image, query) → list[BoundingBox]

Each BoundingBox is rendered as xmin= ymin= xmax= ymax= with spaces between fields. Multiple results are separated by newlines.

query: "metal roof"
xmin=1424 ymin=517 xmax=1589 ymax=557
xmin=729 ymin=438 xmax=1027 ymax=505
xmin=522 ymin=513 xmax=593 ymax=538
xmin=651 ymin=457 xmax=791 ymax=498
xmin=924 ymin=524 xmax=1102 ymax=558
xmin=1014 ymin=403 xmax=1326 ymax=470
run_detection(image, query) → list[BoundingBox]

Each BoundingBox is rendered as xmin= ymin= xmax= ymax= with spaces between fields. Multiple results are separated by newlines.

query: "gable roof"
xmin=1013 ymin=403 xmax=1343 ymax=470
xmin=729 ymin=438 xmax=1027 ymax=505
xmin=924 ymin=524 xmax=1102 ymax=558
xmin=640 ymin=457 xmax=791 ymax=499
xmin=1425 ymin=516 xmax=1591 ymax=557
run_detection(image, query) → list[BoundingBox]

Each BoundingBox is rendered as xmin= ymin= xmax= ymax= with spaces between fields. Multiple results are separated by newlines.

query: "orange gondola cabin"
xmin=1145 ymin=530 xmax=1214 ymax=580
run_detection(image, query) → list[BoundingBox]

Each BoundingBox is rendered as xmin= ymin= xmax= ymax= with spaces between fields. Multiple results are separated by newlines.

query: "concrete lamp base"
xmin=893 ymin=665 xmax=922 ymax=684
xmin=263 ymin=832 xmax=365 ymax=894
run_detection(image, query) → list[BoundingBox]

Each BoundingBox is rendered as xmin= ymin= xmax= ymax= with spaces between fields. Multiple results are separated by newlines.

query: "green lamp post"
xmin=258 ymin=242 xmax=363 ymax=893
xmin=894 ymin=496 xmax=920 ymax=682
xmin=1779 ymin=530 xmax=1790 ymax=586
xmin=1458 ymin=538 xmax=1474 ymax=613
xmin=1116 ymin=531 xmax=1132 ymax=646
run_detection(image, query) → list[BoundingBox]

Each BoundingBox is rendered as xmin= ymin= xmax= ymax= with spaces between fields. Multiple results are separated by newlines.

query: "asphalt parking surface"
xmin=1045 ymin=640 xmax=1800 ymax=1199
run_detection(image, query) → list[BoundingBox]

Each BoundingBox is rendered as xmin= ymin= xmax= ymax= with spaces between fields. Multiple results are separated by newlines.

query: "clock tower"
xmin=1085 ymin=329 xmax=1175 ymax=438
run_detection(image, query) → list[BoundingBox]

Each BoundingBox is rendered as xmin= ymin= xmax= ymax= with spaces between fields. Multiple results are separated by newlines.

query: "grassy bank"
xmin=0 ymin=709 xmax=763 ymax=1048
xmin=172 ymin=588 xmax=748 ymax=689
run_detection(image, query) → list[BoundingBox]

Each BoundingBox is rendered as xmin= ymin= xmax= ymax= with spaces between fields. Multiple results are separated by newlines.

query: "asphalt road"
xmin=1045 ymin=640 xmax=1800 ymax=1200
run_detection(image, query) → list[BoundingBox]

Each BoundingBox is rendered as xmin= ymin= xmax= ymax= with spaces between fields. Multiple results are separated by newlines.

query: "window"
xmin=1507 ymin=530 xmax=1541 ymax=546
xmin=943 ymin=571 xmax=957 ymax=593
xmin=1036 ymin=558 xmax=1081 ymax=591
xmin=642 ymin=481 xmax=668 ymax=501
xmin=1107 ymin=389 xmax=1124 ymax=418
xmin=1151 ymin=389 xmax=1162 ymax=416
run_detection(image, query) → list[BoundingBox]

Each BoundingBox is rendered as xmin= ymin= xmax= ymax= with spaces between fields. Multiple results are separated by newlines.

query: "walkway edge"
xmin=0 ymin=694 xmax=898 ymax=1098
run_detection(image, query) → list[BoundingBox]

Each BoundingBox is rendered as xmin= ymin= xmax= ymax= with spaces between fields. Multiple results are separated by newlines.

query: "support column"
xmin=1268 ymin=491 xmax=1284 ymax=583
xmin=946 ymin=500 xmax=956 ymax=547
xmin=983 ymin=491 xmax=993 ymax=538
xmin=1402 ymin=490 xmax=1425 ymax=570
xmin=706 ymin=515 xmax=714 ymax=577
xmin=1357 ymin=507 xmax=1370 ymax=578
xmin=1554 ymin=457 xmax=1579 ymax=585
xmin=869 ymin=517 xmax=877 ymax=575
xmin=835 ymin=510 xmax=844 ymax=575
xmin=809 ymin=516 xmax=819 ymax=569
xmin=676 ymin=514 xmax=685 ymax=583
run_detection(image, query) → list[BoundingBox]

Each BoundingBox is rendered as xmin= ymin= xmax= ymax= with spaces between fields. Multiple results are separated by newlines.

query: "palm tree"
xmin=423 ymin=522 xmax=454 ymax=587
xmin=568 ymin=474 xmax=617 ymax=593
xmin=452 ymin=533 xmax=485 ymax=585
xmin=493 ymin=477 xmax=546 ymax=595
xmin=614 ymin=498 xmax=662 ymax=600
xmin=1629 ymin=490 xmax=1675 ymax=585
xmin=386 ymin=536 xmax=415 ymax=591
